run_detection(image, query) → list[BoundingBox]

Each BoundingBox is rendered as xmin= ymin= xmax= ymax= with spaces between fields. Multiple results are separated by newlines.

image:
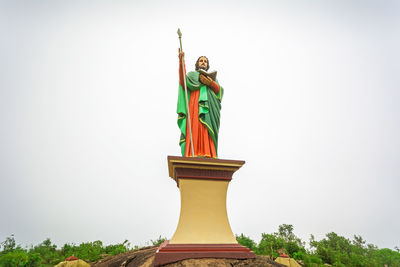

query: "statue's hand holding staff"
xmin=178 ymin=49 xmax=184 ymax=60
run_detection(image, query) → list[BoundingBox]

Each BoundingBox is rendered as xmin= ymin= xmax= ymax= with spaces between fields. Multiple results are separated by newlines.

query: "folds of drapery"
xmin=177 ymin=71 xmax=223 ymax=157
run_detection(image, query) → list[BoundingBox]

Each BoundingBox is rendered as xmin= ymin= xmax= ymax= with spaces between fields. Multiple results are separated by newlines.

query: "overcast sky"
xmin=1 ymin=0 xmax=399 ymax=250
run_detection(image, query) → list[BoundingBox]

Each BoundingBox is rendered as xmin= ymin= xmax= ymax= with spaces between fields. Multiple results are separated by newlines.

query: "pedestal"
xmin=154 ymin=156 xmax=255 ymax=266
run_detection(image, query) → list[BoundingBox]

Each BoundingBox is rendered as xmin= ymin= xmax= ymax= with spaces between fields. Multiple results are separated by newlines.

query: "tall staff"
xmin=177 ymin=28 xmax=194 ymax=157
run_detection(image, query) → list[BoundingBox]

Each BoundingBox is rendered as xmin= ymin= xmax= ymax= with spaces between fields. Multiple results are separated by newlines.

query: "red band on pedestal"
xmin=154 ymin=241 xmax=255 ymax=266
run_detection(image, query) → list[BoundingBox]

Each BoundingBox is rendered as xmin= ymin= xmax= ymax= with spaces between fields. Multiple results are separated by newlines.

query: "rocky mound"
xmin=91 ymin=246 xmax=286 ymax=267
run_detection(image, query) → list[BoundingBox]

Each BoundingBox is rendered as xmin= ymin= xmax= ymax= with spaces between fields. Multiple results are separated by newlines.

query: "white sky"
xmin=1 ymin=0 xmax=399 ymax=250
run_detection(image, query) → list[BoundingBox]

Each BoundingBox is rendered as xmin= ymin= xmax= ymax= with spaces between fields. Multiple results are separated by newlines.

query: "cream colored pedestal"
xmin=170 ymin=178 xmax=236 ymax=244
xmin=154 ymin=156 xmax=254 ymax=267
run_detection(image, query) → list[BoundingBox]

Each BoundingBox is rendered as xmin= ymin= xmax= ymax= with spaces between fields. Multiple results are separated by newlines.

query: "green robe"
xmin=177 ymin=71 xmax=224 ymax=157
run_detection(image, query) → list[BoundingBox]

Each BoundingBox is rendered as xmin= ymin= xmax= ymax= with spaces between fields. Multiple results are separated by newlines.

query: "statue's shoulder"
xmin=187 ymin=71 xmax=199 ymax=79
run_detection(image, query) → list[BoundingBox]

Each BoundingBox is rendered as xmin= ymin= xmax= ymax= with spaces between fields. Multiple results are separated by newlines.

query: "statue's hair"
xmin=195 ymin=56 xmax=210 ymax=71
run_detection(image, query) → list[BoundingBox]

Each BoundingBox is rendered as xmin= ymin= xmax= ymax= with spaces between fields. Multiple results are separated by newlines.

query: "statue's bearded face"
xmin=198 ymin=57 xmax=208 ymax=70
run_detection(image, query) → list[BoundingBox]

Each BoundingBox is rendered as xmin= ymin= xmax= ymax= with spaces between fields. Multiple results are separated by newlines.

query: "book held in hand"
xmin=198 ymin=69 xmax=217 ymax=81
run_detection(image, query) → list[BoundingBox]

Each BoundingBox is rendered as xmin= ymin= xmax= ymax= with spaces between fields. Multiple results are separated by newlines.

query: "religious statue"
xmin=176 ymin=30 xmax=223 ymax=158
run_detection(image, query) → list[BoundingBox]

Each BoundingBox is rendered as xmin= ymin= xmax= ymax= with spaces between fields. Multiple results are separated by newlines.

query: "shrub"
xmin=236 ymin=234 xmax=257 ymax=253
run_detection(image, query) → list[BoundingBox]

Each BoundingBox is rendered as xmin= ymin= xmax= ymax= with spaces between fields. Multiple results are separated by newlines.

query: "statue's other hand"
xmin=199 ymin=74 xmax=212 ymax=86
xmin=199 ymin=74 xmax=206 ymax=84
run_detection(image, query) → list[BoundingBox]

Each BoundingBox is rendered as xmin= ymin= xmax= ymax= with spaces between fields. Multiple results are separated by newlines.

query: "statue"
xmin=176 ymin=30 xmax=224 ymax=158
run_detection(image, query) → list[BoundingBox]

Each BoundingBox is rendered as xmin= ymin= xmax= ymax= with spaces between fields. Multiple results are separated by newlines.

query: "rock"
xmin=90 ymin=246 xmax=287 ymax=267
xmin=91 ymin=246 xmax=157 ymax=267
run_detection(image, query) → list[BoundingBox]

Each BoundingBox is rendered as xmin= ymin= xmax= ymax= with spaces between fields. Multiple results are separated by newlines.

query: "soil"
xmin=90 ymin=246 xmax=287 ymax=267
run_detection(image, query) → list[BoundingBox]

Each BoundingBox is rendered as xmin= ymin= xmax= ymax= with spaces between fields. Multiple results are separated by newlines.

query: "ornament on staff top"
xmin=176 ymin=28 xmax=224 ymax=158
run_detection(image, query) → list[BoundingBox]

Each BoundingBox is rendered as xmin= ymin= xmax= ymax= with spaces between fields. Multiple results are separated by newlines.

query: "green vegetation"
xmin=0 ymin=235 xmax=132 ymax=267
xmin=236 ymin=224 xmax=400 ymax=267
xmin=150 ymin=236 xmax=167 ymax=247
xmin=1 ymin=226 xmax=399 ymax=266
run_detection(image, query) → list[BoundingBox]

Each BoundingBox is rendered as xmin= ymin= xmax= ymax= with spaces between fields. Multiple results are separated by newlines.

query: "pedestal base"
xmin=154 ymin=156 xmax=255 ymax=266
xmin=154 ymin=240 xmax=255 ymax=266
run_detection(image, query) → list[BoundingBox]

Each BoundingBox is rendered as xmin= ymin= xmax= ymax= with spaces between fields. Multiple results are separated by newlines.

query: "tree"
xmin=30 ymin=238 xmax=61 ymax=265
xmin=373 ymin=248 xmax=400 ymax=267
xmin=258 ymin=233 xmax=284 ymax=258
xmin=1 ymin=235 xmax=16 ymax=252
xmin=236 ymin=234 xmax=257 ymax=253
xmin=278 ymin=224 xmax=295 ymax=243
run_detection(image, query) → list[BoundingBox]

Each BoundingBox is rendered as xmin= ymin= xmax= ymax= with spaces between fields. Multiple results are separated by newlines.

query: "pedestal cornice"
xmin=167 ymin=156 xmax=245 ymax=186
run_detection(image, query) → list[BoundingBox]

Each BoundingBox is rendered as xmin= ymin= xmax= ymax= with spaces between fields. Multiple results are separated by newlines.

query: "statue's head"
xmin=195 ymin=56 xmax=209 ymax=71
